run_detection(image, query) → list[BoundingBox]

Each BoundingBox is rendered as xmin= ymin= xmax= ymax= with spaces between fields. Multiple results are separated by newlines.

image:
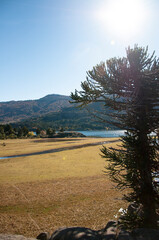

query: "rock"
xmin=37 ymin=232 xmax=50 ymax=240
xmin=99 ymin=220 xmax=117 ymax=239
xmin=37 ymin=222 xmax=118 ymax=240
xmin=36 ymin=221 xmax=159 ymax=240
xmin=1 ymin=226 xmax=159 ymax=240
xmin=117 ymin=230 xmax=133 ymax=240
xmin=49 ymin=227 xmax=100 ymax=240
xmin=131 ymin=228 xmax=159 ymax=240
xmin=0 ymin=234 xmax=36 ymax=240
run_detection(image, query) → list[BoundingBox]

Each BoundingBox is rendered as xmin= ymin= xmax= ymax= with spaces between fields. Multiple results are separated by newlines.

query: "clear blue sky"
xmin=0 ymin=0 xmax=159 ymax=102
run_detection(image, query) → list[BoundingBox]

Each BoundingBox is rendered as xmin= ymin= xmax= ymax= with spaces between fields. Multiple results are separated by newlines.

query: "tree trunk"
xmin=138 ymin=131 xmax=158 ymax=228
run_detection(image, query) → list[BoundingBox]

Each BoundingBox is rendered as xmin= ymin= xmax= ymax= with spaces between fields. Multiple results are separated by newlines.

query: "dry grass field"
xmin=0 ymin=137 xmax=127 ymax=238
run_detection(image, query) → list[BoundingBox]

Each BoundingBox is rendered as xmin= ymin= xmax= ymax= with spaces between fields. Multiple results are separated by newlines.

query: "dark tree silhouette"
xmin=71 ymin=45 xmax=159 ymax=229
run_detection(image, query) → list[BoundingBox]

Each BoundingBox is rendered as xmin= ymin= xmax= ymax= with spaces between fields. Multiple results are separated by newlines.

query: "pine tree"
xmin=71 ymin=45 xmax=159 ymax=229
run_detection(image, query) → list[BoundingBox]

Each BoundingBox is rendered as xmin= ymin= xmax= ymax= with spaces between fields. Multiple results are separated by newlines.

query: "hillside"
xmin=0 ymin=94 xmax=71 ymax=123
xmin=0 ymin=94 xmax=115 ymax=130
xmin=16 ymin=106 xmax=112 ymax=130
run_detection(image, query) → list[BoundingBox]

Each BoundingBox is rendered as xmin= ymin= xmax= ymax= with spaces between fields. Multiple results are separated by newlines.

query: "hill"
xmin=0 ymin=94 xmax=115 ymax=130
xmin=16 ymin=106 xmax=112 ymax=130
xmin=0 ymin=94 xmax=71 ymax=123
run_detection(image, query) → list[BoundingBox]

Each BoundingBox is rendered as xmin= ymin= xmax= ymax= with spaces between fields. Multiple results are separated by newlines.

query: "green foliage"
xmin=0 ymin=124 xmax=30 ymax=139
xmin=71 ymin=45 xmax=159 ymax=229
xmin=21 ymin=126 xmax=29 ymax=136
xmin=46 ymin=127 xmax=56 ymax=136
xmin=0 ymin=126 xmax=5 ymax=139
xmin=36 ymin=128 xmax=41 ymax=135
xmin=59 ymin=127 xmax=64 ymax=133
xmin=14 ymin=105 xmax=114 ymax=131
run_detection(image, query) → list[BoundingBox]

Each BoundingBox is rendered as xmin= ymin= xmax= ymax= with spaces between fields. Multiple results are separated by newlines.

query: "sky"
xmin=0 ymin=0 xmax=159 ymax=102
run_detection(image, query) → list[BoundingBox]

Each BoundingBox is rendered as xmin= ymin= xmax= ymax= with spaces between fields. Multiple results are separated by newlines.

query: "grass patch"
xmin=0 ymin=138 xmax=125 ymax=238
xmin=0 ymin=138 xmax=120 ymax=183
xmin=0 ymin=176 xmax=127 ymax=237
xmin=0 ymin=137 xmax=119 ymax=157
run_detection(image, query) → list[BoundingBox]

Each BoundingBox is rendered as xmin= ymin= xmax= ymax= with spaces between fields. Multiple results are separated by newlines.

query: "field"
xmin=0 ymin=137 xmax=127 ymax=238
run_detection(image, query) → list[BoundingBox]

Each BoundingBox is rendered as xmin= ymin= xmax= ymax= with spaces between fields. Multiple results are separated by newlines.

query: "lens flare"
xmin=95 ymin=0 xmax=149 ymax=41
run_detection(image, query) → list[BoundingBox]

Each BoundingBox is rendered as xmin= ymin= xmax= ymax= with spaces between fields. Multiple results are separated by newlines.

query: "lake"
xmin=78 ymin=130 xmax=125 ymax=138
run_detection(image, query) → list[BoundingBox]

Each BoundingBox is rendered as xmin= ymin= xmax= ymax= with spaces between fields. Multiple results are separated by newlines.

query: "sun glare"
xmin=95 ymin=0 xmax=149 ymax=41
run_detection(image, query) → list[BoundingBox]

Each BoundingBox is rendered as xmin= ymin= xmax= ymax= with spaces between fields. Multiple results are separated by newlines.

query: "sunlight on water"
xmin=78 ymin=130 xmax=125 ymax=138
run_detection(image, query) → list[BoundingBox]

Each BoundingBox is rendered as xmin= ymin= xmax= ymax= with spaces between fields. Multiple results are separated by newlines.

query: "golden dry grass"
xmin=0 ymin=141 xmax=119 ymax=183
xmin=0 ymin=137 xmax=119 ymax=157
xmin=0 ymin=138 xmax=126 ymax=238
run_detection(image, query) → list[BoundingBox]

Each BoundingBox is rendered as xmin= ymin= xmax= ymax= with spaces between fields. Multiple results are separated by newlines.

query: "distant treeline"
xmin=0 ymin=94 xmax=117 ymax=132
xmin=0 ymin=124 xmax=67 ymax=139
xmin=13 ymin=106 xmax=115 ymax=131
xmin=0 ymin=124 xmax=30 ymax=139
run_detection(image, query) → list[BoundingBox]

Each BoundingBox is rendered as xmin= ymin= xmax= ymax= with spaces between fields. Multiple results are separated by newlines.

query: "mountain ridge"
xmin=0 ymin=94 xmax=114 ymax=130
xmin=0 ymin=94 xmax=71 ymax=124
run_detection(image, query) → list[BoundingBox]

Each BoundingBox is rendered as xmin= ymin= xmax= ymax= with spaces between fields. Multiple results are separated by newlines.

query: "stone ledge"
xmin=1 ymin=227 xmax=159 ymax=240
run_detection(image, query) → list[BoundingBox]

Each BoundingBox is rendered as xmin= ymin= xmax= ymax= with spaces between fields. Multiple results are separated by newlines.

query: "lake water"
xmin=78 ymin=130 xmax=125 ymax=138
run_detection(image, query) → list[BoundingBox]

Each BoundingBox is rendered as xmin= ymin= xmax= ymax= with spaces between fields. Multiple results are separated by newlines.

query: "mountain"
xmin=16 ymin=106 xmax=112 ymax=130
xmin=0 ymin=94 xmax=71 ymax=123
xmin=0 ymin=94 xmax=115 ymax=130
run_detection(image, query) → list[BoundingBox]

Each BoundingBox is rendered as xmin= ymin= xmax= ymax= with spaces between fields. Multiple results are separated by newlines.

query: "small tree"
xmin=0 ymin=125 xmax=5 ymax=139
xmin=22 ymin=126 xmax=29 ymax=137
xmin=59 ymin=127 xmax=64 ymax=133
xmin=71 ymin=45 xmax=159 ymax=229
xmin=4 ymin=124 xmax=14 ymax=136
xmin=36 ymin=128 xmax=41 ymax=136
xmin=46 ymin=127 xmax=55 ymax=137
xmin=17 ymin=127 xmax=23 ymax=138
